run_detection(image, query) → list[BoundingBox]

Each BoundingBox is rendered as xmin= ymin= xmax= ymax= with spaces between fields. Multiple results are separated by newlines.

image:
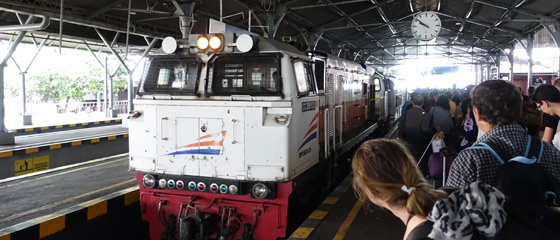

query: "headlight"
xmin=197 ymin=36 xmax=209 ymax=50
xmin=209 ymin=36 xmax=222 ymax=49
xmin=252 ymin=183 xmax=269 ymax=199
xmin=142 ymin=174 xmax=156 ymax=188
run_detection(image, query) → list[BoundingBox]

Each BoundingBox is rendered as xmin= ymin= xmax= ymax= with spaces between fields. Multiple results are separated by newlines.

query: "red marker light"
xmin=210 ymin=183 xmax=218 ymax=192
xmin=197 ymin=182 xmax=206 ymax=191
xmin=176 ymin=180 xmax=184 ymax=189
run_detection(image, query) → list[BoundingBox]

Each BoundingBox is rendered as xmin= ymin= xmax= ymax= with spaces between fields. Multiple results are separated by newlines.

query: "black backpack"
xmin=468 ymin=136 xmax=560 ymax=240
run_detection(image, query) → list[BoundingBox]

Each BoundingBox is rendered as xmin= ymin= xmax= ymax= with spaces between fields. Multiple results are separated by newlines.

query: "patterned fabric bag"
xmin=428 ymin=181 xmax=507 ymax=240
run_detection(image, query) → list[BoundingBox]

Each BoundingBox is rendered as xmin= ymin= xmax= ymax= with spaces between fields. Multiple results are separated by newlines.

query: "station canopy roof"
xmin=0 ymin=0 xmax=558 ymax=68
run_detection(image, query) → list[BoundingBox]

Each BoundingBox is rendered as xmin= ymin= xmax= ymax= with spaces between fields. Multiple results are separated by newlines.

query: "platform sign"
xmin=14 ymin=156 xmax=50 ymax=176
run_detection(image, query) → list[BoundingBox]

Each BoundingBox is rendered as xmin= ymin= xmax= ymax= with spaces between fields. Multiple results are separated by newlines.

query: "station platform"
xmin=5 ymin=113 xmax=123 ymax=136
xmin=0 ymin=114 xmax=140 ymax=240
xmin=0 ymin=112 xmax=130 ymax=181
xmin=289 ymin=124 xmax=405 ymax=240
xmin=0 ymin=154 xmax=146 ymax=240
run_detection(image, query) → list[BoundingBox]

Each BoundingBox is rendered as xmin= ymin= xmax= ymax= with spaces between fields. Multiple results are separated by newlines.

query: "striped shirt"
xmin=446 ymin=124 xmax=560 ymax=194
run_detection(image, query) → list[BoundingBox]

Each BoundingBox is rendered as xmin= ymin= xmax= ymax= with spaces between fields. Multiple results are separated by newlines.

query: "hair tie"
xmin=401 ymin=185 xmax=416 ymax=195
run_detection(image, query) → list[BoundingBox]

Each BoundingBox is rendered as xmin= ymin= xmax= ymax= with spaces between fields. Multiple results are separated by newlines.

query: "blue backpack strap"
xmin=463 ymin=143 xmax=505 ymax=164
xmin=461 ymin=137 xmax=543 ymax=165
xmin=524 ymin=136 xmax=544 ymax=163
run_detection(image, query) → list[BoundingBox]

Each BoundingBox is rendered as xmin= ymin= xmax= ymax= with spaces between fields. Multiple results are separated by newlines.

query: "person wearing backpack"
xmin=446 ymin=80 xmax=560 ymax=239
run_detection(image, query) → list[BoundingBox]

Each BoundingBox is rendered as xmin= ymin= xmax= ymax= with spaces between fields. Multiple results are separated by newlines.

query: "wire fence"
xmin=20 ymin=100 xmax=129 ymax=115
xmin=5 ymin=100 xmax=128 ymax=128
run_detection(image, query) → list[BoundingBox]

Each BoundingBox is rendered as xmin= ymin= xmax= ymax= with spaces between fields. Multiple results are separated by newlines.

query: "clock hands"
xmin=416 ymin=19 xmax=430 ymax=29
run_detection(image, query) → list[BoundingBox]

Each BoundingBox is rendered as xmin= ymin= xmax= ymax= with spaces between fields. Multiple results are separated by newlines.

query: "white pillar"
xmin=527 ymin=33 xmax=534 ymax=91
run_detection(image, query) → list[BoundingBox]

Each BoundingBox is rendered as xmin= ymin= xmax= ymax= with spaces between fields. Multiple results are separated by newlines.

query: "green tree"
xmin=28 ymin=70 xmax=74 ymax=103
xmin=27 ymin=62 xmax=129 ymax=105
xmin=78 ymin=62 xmax=128 ymax=96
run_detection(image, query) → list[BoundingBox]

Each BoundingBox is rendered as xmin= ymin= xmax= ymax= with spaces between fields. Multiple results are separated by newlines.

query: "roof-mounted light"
xmin=235 ymin=34 xmax=253 ymax=53
xmin=190 ymin=33 xmax=234 ymax=53
xmin=197 ymin=36 xmax=209 ymax=50
xmin=209 ymin=36 xmax=222 ymax=50
xmin=162 ymin=36 xmax=178 ymax=54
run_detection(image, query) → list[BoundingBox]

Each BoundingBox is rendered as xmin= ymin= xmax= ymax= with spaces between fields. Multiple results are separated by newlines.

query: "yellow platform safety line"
xmin=332 ymin=200 xmax=363 ymax=240
xmin=290 ymin=227 xmax=314 ymax=239
xmin=308 ymin=210 xmax=328 ymax=220
xmin=322 ymin=197 xmax=339 ymax=205
xmin=71 ymin=141 xmax=82 ymax=146
xmin=108 ymin=136 xmax=116 ymax=141
xmin=55 ymin=125 xmax=63 ymax=129
xmin=26 ymin=148 xmax=39 ymax=154
xmin=50 ymin=144 xmax=62 ymax=150
xmin=25 ymin=128 xmax=34 ymax=132
xmin=41 ymin=127 xmax=49 ymax=130
xmin=0 ymin=152 xmax=13 ymax=158
xmin=90 ymin=138 xmax=100 ymax=144
xmin=0 ymin=179 xmax=135 ymax=224
xmin=69 ymin=124 xmax=76 ymax=127
xmin=0 ymin=234 xmax=9 ymax=240
xmin=39 ymin=215 xmax=65 ymax=239
xmin=82 ymin=123 xmax=89 ymax=126
xmin=125 ymin=189 xmax=140 ymax=206
xmin=87 ymin=201 xmax=108 ymax=220
xmin=93 ymin=121 xmax=100 ymax=125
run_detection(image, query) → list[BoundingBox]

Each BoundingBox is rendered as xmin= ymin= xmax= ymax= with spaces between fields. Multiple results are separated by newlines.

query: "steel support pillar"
xmin=17 ymin=35 xmax=47 ymax=125
xmin=0 ymin=17 xmax=36 ymax=144
xmin=480 ymin=64 xmax=485 ymax=83
xmin=527 ymin=33 xmax=534 ymax=91
xmin=508 ymin=45 xmax=515 ymax=82
xmin=495 ymin=52 xmax=501 ymax=79
xmin=104 ymin=56 xmax=108 ymax=116
xmin=474 ymin=64 xmax=479 ymax=85
xmin=542 ymin=22 xmax=560 ymax=77
xmin=266 ymin=7 xmax=287 ymax=39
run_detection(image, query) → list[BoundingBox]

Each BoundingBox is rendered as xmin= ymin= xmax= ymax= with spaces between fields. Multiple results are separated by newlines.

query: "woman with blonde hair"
xmin=352 ymin=139 xmax=442 ymax=240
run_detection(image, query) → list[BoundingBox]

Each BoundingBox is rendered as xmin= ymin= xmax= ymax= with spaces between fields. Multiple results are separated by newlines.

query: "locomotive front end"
xmin=129 ymin=33 xmax=305 ymax=240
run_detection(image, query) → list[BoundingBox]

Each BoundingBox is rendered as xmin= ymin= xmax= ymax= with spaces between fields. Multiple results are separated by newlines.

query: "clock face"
xmin=411 ymin=11 xmax=441 ymax=41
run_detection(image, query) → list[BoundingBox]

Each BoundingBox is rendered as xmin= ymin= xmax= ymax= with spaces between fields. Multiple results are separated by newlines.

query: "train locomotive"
xmin=128 ymin=32 xmax=398 ymax=240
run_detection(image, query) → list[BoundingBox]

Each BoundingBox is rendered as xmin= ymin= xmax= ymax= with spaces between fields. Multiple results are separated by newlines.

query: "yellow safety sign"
xmin=14 ymin=156 xmax=50 ymax=176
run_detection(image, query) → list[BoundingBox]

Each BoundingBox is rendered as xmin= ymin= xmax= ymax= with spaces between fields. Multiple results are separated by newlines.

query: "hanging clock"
xmin=411 ymin=11 xmax=441 ymax=41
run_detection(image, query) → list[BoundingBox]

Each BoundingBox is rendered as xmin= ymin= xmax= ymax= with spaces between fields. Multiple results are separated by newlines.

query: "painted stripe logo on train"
xmin=167 ymin=130 xmax=227 ymax=155
xmin=298 ymin=112 xmax=318 ymax=158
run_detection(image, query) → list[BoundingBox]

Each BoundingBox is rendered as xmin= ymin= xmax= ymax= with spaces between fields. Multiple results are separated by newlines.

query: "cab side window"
xmin=374 ymin=78 xmax=381 ymax=92
xmin=294 ymin=61 xmax=318 ymax=97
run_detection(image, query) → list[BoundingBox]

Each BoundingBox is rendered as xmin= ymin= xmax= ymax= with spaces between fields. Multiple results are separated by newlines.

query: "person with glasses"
xmin=539 ymin=79 xmax=560 ymax=145
xmin=532 ymin=84 xmax=560 ymax=149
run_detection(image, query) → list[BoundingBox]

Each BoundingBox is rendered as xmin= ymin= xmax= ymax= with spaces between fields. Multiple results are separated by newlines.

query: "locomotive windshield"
xmin=139 ymin=57 xmax=200 ymax=95
xmin=210 ymin=54 xmax=281 ymax=96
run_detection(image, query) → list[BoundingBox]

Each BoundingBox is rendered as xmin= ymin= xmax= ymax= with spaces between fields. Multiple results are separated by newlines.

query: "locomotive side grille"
xmin=326 ymin=73 xmax=335 ymax=139
xmin=336 ymin=74 xmax=344 ymax=143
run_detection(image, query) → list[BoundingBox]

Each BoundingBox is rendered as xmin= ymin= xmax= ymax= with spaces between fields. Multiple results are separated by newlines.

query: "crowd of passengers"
xmin=352 ymin=79 xmax=560 ymax=240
